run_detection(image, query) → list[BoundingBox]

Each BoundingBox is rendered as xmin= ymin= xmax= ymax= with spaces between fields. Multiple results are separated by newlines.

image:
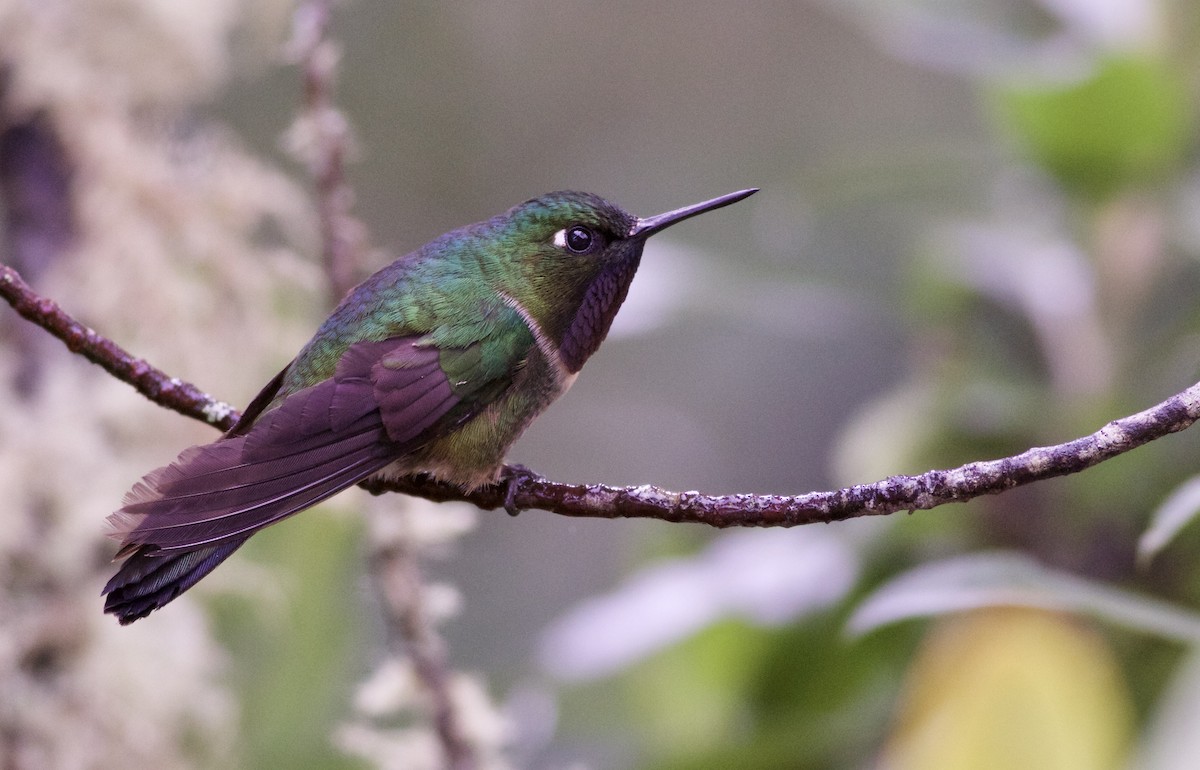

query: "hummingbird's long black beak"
xmin=629 ymin=188 xmax=758 ymax=239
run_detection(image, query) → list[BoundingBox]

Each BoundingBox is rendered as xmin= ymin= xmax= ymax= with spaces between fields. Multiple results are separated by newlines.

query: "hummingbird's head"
xmin=494 ymin=188 xmax=757 ymax=373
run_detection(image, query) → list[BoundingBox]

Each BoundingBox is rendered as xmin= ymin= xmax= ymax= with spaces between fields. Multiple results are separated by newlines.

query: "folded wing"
xmin=103 ymin=337 xmax=474 ymax=623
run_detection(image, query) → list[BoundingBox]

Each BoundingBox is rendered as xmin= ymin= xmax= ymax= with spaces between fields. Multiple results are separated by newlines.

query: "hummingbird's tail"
xmin=102 ymin=539 xmax=247 ymax=625
xmin=100 ymin=405 xmax=396 ymax=623
xmin=101 ymin=355 xmax=404 ymax=623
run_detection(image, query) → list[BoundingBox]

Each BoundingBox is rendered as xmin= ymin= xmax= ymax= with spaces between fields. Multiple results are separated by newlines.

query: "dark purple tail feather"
xmin=102 ymin=539 xmax=247 ymax=625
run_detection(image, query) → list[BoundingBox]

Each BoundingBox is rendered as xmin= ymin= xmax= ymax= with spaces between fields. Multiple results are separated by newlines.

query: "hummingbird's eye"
xmin=556 ymin=225 xmax=595 ymax=254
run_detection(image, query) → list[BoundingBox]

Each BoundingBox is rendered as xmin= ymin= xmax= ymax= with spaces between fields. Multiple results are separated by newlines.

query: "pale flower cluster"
xmin=0 ymin=1 xmax=315 ymax=766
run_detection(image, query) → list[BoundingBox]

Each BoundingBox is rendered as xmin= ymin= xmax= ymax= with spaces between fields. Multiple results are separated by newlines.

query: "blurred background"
xmin=3 ymin=0 xmax=1200 ymax=768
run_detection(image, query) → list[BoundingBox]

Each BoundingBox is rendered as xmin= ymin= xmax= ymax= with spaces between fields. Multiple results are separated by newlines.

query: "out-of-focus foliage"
xmin=880 ymin=609 xmax=1133 ymax=770
xmin=992 ymin=55 xmax=1189 ymax=199
xmin=530 ymin=1 xmax=1200 ymax=768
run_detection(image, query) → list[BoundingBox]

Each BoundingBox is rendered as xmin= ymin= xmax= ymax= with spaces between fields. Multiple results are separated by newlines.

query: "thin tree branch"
xmin=289 ymin=0 xmax=362 ymax=302
xmin=369 ymin=539 xmax=476 ymax=770
xmin=376 ymin=385 xmax=1200 ymax=523
xmin=5 ymin=256 xmax=1199 ymax=529
xmin=0 ymin=263 xmax=238 ymax=429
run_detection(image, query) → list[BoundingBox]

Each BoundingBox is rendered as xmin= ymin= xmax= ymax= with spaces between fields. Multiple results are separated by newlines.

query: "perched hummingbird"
xmin=102 ymin=188 xmax=757 ymax=624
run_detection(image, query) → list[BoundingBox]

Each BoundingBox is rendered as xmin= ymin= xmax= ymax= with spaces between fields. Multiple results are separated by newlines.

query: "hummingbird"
xmin=102 ymin=187 xmax=758 ymax=624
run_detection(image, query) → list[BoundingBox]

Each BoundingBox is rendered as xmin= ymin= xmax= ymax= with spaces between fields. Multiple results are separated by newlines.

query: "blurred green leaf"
xmin=627 ymin=609 xmax=918 ymax=770
xmin=211 ymin=504 xmax=368 ymax=770
xmin=992 ymin=55 xmax=1188 ymax=199
xmin=623 ymin=620 xmax=772 ymax=760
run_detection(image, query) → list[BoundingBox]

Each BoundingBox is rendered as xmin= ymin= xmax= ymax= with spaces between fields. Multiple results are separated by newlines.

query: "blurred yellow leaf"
xmin=881 ymin=608 xmax=1131 ymax=770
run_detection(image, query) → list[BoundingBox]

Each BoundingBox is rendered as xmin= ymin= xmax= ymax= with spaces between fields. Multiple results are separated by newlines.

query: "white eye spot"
xmin=552 ymin=229 xmax=568 ymax=249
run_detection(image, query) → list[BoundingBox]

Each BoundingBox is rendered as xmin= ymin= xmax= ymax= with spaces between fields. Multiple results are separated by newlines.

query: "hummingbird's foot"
xmin=501 ymin=464 xmax=537 ymax=516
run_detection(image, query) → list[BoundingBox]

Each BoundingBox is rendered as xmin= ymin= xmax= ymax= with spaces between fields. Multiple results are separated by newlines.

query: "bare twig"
xmin=289 ymin=0 xmax=362 ymax=302
xmin=0 ymin=77 xmax=234 ymax=428
xmin=4 ymin=257 xmax=1200 ymax=528
xmin=0 ymin=263 xmax=239 ymax=429
xmin=288 ymin=4 xmax=479 ymax=768
xmin=370 ymin=539 xmax=477 ymax=770
xmin=369 ymin=385 xmax=1200 ymax=524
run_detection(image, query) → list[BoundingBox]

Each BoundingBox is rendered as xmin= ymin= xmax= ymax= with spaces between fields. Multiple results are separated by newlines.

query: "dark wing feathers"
xmin=225 ymin=363 xmax=289 ymax=437
xmin=374 ymin=362 xmax=458 ymax=444
xmin=103 ymin=336 xmax=485 ymax=623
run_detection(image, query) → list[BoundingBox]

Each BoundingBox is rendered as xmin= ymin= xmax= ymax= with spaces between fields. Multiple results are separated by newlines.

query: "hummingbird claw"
xmin=501 ymin=464 xmax=536 ymax=516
